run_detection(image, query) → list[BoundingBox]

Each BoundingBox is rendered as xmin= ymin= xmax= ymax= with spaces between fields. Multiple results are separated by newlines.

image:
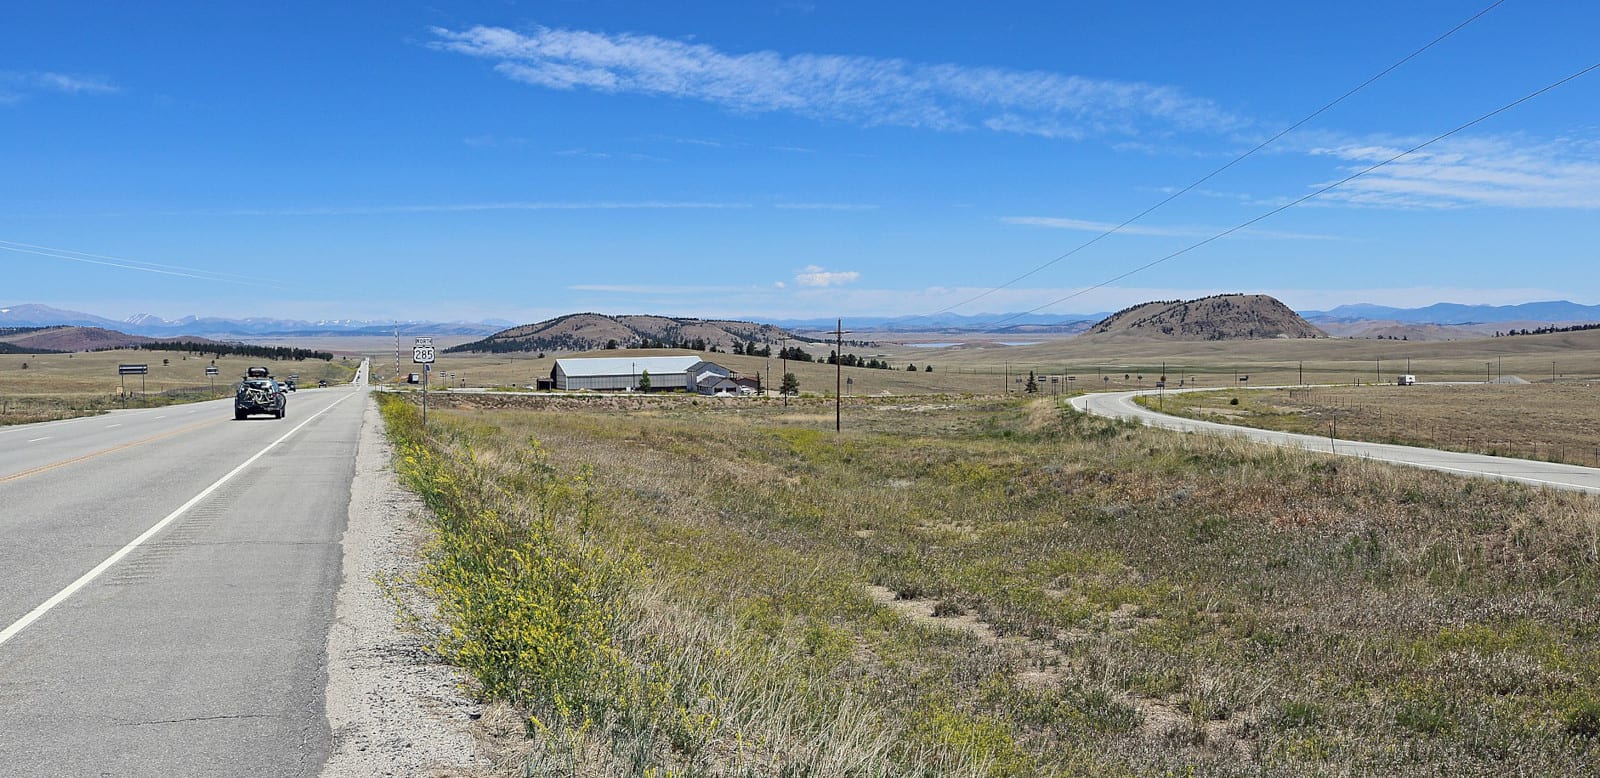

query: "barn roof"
xmin=554 ymin=355 xmax=709 ymax=377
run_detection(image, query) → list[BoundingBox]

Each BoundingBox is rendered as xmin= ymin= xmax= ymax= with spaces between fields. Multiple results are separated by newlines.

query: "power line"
xmin=986 ymin=59 xmax=1600 ymax=327
xmin=915 ymin=0 xmax=1507 ymax=322
xmin=0 ymin=238 xmax=290 ymax=288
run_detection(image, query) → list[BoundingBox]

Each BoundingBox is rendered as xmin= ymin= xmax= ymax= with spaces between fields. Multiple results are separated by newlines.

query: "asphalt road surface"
xmin=1072 ymin=388 xmax=1600 ymax=495
xmin=0 ymin=361 xmax=369 ymax=776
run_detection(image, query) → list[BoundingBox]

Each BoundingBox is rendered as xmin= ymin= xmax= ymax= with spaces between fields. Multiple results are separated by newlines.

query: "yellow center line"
xmin=0 ymin=418 xmax=228 ymax=485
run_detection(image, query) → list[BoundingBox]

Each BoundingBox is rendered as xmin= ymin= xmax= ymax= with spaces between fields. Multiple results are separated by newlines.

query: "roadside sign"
xmin=205 ymin=366 xmax=220 ymax=376
xmin=412 ymin=337 xmax=435 ymax=364
xmin=118 ymin=364 xmax=149 ymax=375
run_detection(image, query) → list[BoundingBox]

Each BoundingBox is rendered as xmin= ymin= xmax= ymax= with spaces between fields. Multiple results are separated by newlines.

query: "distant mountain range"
xmin=1301 ymin=300 xmax=1600 ymax=325
xmin=0 ymin=304 xmax=512 ymax=338
xmin=5 ymin=299 xmax=1597 ymax=342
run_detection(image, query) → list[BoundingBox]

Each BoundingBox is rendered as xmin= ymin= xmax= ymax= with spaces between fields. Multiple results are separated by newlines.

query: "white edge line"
xmin=0 ymin=391 xmax=360 ymax=649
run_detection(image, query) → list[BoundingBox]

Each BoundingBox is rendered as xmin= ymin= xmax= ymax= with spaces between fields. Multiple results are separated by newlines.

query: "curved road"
xmin=1071 ymin=388 xmax=1600 ymax=495
xmin=0 ymin=361 xmax=370 ymax=776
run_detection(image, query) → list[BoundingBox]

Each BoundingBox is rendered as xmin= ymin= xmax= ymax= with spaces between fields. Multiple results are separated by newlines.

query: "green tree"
xmin=638 ymin=369 xmax=651 ymax=392
xmin=605 ymin=339 xmax=619 ymax=350
xmin=781 ymin=372 xmax=799 ymax=396
xmin=924 ymin=364 xmax=933 ymax=372
xmin=1025 ymin=370 xmax=1039 ymax=393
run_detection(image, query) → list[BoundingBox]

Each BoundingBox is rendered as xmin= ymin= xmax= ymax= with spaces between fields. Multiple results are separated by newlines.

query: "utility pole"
xmin=1376 ymin=357 xmax=1382 ymax=384
xmin=830 ymin=319 xmax=850 ymax=432
xmin=1299 ymin=361 xmax=1303 ymax=386
xmin=781 ymin=337 xmax=789 ymax=406
xmin=394 ymin=322 xmax=400 ymax=382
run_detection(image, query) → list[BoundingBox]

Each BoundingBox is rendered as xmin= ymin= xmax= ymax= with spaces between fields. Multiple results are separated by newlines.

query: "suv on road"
xmin=235 ymin=376 xmax=287 ymax=420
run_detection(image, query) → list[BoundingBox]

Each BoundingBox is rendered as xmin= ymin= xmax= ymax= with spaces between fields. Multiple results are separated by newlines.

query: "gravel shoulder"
xmin=321 ymin=395 xmax=485 ymax=776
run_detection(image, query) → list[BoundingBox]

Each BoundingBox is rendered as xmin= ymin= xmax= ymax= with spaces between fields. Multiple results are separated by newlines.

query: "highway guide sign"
xmin=118 ymin=364 xmax=149 ymax=375
xmin=412 ymin=337 xmax=435 ymax=364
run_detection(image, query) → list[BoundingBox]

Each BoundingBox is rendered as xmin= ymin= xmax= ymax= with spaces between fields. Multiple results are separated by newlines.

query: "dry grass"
xmin=387 ymin=391 xmax=1600 ymax=776
xmin=0 ymin=350 xmax=356 ymax=424
xmin=365 ymin=329 xmax=1600 ymax=407
xmin=1151 ymin=384 xmax=1600 ymax=467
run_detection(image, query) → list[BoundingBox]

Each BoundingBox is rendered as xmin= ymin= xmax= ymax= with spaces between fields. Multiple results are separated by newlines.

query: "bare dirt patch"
xmin=321 ymin=397 xmax=484 ymax=777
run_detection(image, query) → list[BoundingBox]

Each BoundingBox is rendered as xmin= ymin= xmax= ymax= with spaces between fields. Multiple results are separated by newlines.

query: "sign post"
xmin=118 ymin=364 xmax=148 ymax=408
xmin=412 ymin=338 xmax=435 ymax=427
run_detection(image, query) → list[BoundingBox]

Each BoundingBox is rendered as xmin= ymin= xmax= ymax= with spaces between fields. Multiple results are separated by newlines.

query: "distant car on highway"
xmin=317 ymin=379 xmax=328 ymax=388
xmin=283 ymin=378 xmax=296 ymax=392
xmin=235 ymin=377 xmax=287 ymax=420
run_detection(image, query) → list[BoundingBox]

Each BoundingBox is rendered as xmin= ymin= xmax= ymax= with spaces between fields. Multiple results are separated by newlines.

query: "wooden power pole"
xmin=831 ymin=318 xmax=851 ymax=432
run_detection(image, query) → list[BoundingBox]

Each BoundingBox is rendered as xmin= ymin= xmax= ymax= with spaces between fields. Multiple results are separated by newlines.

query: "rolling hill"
xmin=1085 ymin=294 xmax=1326 ymax=341
xmin=448 ymin=313 xmax=797 ymax=354
xmin=0 ymin=326 xmax=221 ymax=353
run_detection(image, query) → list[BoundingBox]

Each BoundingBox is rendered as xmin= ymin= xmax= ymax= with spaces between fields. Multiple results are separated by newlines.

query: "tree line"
xmin=1497 ymin=323 xmax=1600 ymax=337
xmin=128 ymin=341 xmax=334 ymax=361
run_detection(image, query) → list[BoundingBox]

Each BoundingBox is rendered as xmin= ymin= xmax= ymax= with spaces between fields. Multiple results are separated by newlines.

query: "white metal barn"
xmin=553 ymin=356 xmax=730 ymax=392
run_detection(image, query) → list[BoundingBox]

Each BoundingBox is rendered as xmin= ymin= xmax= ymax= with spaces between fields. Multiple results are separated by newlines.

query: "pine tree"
xmin=781 ymin=372 xmax=799 ymax=396
xmin=1025 ymin=370 xmax=1039 ymax=393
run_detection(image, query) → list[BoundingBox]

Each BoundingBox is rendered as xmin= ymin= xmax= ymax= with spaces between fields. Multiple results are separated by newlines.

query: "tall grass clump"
xmin=377 ymin=393 xmax=987 ymax=777
xmin=387 ymin=391 xmax=1600 ymax=776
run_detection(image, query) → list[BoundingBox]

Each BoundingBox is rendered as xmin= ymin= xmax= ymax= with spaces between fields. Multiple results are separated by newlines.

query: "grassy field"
xmin=361 ymin=328 xmax=1600 ymax=401
xmin=1143 ymin=384 xmax=1600 ymax=468
xmin=381 ymin=391 xmax=1600 ymax=777
xmin=0 ymin=350 xmax=357 ymax=425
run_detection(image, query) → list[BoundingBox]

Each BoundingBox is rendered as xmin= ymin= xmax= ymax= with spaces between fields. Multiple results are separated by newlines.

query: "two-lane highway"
xmin=1 ymin=362 xmax=370 ymax=776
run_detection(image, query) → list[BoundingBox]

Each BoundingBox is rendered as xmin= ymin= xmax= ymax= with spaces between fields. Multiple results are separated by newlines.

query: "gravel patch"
xmin=321 ymin=396 xmax=485 ymax=777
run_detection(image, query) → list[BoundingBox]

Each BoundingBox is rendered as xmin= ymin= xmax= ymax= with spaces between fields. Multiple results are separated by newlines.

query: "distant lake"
xmin=996 ymin=341 xmax=1041 ymax=346
xmin=908 ymin=342 xmax=961 ymax=348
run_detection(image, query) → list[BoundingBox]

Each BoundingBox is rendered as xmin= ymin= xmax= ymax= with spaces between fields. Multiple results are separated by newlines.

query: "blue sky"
xmin=4 ymin=1 xmax=1598 ymax=323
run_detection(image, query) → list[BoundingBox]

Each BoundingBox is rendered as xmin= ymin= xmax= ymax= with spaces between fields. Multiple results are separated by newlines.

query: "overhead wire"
xmin=911 ymin=0 xmax=1507 ymax=323
xmin=983 ymin=59 xmax=1600 ymax=328
xmin=0 ymin=239 xmax=290 ymax=288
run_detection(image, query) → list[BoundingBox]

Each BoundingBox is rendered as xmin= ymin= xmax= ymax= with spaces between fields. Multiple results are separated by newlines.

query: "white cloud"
xmin=1307 ymin=134 xmax=1600 ymax=210
xmin=430 ymin=25 xmax=1241 ymax=138
xmin=34 ymin=72 xmax=116 ymax=94
xmin=1002 ymin=216 xmax=1336 ymax=241
xmin=569 ymin=283 xmax=752 ymax=294
xmin=795 ymin=265 xmax=860 ymax=287
xmin=773 ymin=202 xmax=879 ymax=211
xmin=198 ymin=201 xmax=752 ymax=216
xmin=0 ymin=71 xmax=117 ymax=102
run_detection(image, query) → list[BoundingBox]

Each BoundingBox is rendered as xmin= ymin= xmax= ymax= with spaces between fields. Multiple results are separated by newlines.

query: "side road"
xmin=1071 ymin=389 xmax=1600 ymax=495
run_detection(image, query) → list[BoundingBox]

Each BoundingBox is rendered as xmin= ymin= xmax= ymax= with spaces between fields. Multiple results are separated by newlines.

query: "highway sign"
xmin=205 ymin=366 xmax=220 ymax=376
xmin=118 ymin=364 xmax=149 ymax=375
xmin=412 ymin=340 xmax=435 ymax=364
